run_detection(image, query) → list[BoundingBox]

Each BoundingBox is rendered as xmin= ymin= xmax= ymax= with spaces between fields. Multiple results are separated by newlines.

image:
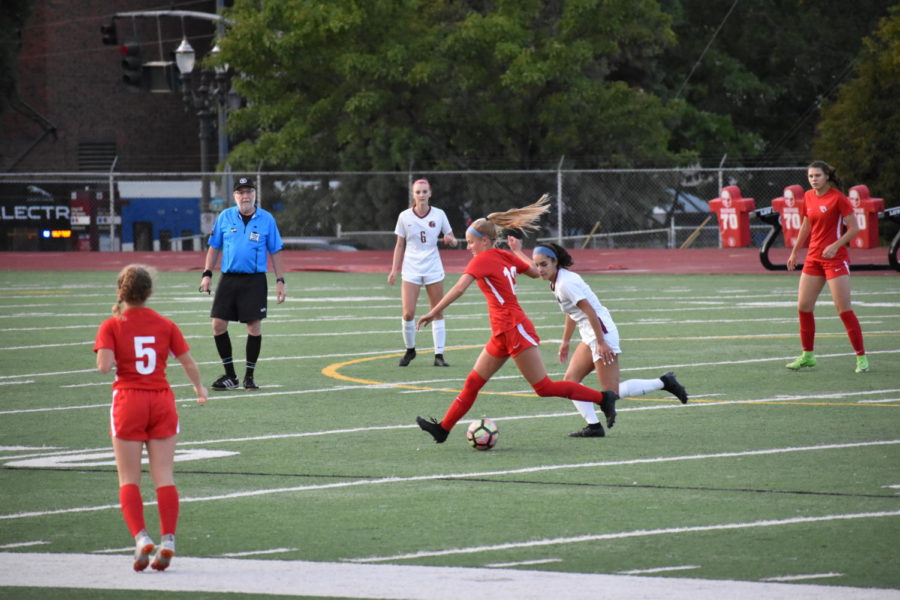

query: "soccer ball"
xmin=466 ymin=418 xmax=499 ymax=451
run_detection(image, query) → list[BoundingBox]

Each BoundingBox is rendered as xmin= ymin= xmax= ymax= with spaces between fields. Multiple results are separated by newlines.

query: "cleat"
xmin=600 ymin=390 xmax=618 ymax=429
xmin=855 ymin=355 xmax=869 ymax=373
xmin=133 ymin=530 xmax=155 ymax=572
xmin=399 ymin=348 xmax=416 ymax=367
xmin=416 ymin=416 xmax=449 ymax=443
xmin=433 ymin=354 xmax=449 ymax=367
xmin=569 ymin=422 xmax=605 ymax=438
xmin=660 ymin=371 xmax=688 ymax=404
xmin=211 ymin=374 xmax=240 ymax=390
xmin=243 ymin=375 xmax=259 ymax=390
xmin=785 ymin=351 xmax=816 ymax=370
xmin=150 ymin=534 xmax=175 ymax=571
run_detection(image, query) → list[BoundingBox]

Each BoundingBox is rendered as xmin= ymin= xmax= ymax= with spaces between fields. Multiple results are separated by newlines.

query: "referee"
xmin=200 ymin=177 xmax=286 ymax=391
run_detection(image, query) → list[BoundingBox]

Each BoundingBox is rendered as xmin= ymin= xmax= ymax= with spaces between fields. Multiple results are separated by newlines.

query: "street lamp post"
xmin=174 ymin=38 xmax=230 ymax=220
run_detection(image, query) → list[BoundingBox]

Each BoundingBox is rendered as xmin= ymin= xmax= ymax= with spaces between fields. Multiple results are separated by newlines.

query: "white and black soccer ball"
xmin=466 ymin=418 xmax=499 ymax=451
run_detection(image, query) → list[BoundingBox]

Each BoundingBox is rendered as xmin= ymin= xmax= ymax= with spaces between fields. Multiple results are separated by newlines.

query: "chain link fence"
xmin=4 ymin=166 xmax=892 ymax=251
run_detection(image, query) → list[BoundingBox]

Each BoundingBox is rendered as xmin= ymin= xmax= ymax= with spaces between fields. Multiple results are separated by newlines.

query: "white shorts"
xmin=402 ymin=270 xmax=445 ymax=286
xmin=583 ymin=328 xmax=622 ymax=362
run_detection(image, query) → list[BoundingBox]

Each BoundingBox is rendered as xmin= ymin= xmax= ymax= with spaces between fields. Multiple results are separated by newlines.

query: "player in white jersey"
xmin=511 ymin=240 xmax=688 ymax=437
xmin=388 ymin=179 xmax=457 ymax=366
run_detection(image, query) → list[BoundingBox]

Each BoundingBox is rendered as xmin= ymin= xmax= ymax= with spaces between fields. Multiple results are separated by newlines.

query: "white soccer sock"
xmin=402 ymin=319 xmax=416 ymax=349
xmin=572 ymin=401 xmax=601 ymax=425
xmin=574 ymin=377 xmax=665 ymax=424
xmin=432 ymin=319 xmax=446 ymax=354
xmin=619 ymin=378 xmax=664 ymax=397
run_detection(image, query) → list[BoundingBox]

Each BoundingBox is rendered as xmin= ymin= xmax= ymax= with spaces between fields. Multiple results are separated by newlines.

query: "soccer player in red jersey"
xmin=94 ymin=265 xmax=207 ymax=571
xmin=414 ymin=196 xmax=618 ymax=443
xmin=786 ymin=161 xmax=869 ymax=373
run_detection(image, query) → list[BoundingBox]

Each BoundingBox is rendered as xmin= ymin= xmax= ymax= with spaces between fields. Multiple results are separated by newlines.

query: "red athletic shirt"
xmin=94 ymin=307 xmax=190 ymax=390
xmin=464 ymin=248 xmax=532 ymax=334
xmin=803 ymin=188 xmax=853 ymax=261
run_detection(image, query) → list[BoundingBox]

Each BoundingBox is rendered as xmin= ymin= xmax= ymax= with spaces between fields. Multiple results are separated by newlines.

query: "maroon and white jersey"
xmin=394 ymin=206 xmax=452 ymax=277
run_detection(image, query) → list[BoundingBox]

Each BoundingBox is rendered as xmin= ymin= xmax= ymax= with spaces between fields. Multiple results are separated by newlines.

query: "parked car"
xmin=281 ymin=237 xmax=359 ymax=251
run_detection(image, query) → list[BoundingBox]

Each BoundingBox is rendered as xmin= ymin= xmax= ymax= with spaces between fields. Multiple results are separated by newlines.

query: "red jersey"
xmin=464 ymin=248 xmax=532 ymax=333
xmin=94 ymin=307 xmax=190 ymax=391
xmin=803 ymin=188 xmax=853 ymax=261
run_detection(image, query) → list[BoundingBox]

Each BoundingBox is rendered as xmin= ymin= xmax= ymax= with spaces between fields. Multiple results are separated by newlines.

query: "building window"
xmin=78 ymin=142 xmax=117 ymax=171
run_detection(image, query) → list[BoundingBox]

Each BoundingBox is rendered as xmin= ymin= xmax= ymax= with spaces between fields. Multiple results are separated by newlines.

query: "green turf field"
xmin=0 ymin=269 xmax=898 ymax=598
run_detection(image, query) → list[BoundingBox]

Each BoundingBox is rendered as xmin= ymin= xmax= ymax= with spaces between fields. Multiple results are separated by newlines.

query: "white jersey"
xmin=394 ymin=206 xmax=452 ymax=277
xmin=552 ymin=268 xmax=618 ymax=346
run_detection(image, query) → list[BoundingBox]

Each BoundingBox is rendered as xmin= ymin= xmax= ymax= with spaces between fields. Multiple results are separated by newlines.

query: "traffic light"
xmin=100 ymin=22 xmax=117 ymax=45
xmin=119 ymin=42 xmax=144 ymax=90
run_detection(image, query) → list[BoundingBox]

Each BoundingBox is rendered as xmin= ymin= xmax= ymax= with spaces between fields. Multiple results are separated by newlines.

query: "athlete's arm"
xmin=823 ymin=213 xmax=859 ymax=259
xmin=559 ymin=315 xmax=577 ymax=363
xmin=787 ymin=217 xmax=811 ymax=271
xmin=200 ymin=246 xmax=221 ymax=293
xmin=388 ymin=235 xmax=405 ymax=286
xmin=96 ymin=348 xmax=115 ymax=373
xmin=577 ymin=298 xmax=614 ymax=363
xmin=176 ymin=350 xmax=208 ymax=402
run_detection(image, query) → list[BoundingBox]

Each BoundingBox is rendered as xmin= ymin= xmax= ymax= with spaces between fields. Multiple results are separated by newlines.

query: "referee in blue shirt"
xmin=200 ymin=177 xmax=286 ymax=390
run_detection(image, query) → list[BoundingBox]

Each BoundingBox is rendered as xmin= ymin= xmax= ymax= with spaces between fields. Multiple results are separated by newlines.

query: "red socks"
xmin=156 ymin=485 xmax=180 ymax=536
xmin=119 ymin=484 xmax=180 ymax=537
xmin=800 ymin=310 xmax=865 ymax=355
xmin=441 ymin=371 xmax=487 ymax=431
xmin=119 ymin=484 xmax=145 ymax=537
xmin=839 ymin=310 xmax=865 ymax=355
xmin=532 ymin=376 xmax=605 ymax=404
xmin=799 ymin=311 xmax=815 ymax=351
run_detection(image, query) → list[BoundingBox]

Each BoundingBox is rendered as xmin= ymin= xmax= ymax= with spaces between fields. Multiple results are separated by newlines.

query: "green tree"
xmin=659 ymin=0 xmax=894 ymax=165
xmin=220 ymin=0 xmax=686 ymax=172
xmin=0 ymin=0 xmax=34 ymax=112
xmin=813 ymin=6 xmax=900 ymax=206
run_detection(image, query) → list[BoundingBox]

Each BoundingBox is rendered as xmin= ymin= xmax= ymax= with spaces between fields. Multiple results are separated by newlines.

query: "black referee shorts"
xmin=211 ymin=273 xmax=268 ymax=323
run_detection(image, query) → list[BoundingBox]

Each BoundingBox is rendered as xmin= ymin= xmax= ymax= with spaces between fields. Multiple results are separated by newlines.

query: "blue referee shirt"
xmin=208 ymin=206 xmax=283 ymax=273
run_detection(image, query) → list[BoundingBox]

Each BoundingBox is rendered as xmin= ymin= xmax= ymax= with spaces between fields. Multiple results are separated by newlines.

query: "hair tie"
xmin=533 ymin=246 xmax=557 ymax=260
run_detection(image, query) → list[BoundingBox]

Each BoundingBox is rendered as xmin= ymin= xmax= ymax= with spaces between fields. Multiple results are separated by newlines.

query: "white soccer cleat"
xmin=133 ymin=530 xmax=155 ymax=572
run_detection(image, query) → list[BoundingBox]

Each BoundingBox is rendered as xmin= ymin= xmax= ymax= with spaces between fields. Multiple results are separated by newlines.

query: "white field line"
xmin=2 ymin=386 xmax=899 ymax=451
xmin=5 ymin=325 xmax=900 ymax=351
xmin=3 ymin=388 xmax=899 ymax=459
xmin=1 ymin=305 xmax=896 ymax=333
xmin=761 ymin=573 xmax=844 ymax=582
xmin=345 ymin=510 xmax=900 ymax=564
xmin=219 ymin=548 xmax=299 ymax=557
xmin=2 ymin=552 xmax=898 ymax=600
xmin=486 ymin=558 xmax=562 ymax=568
xmin=1 ymin=439 xmax=898 ymax=522
xmin=0 ymin=541 xmax=49 ymax=549
xmin=618 ymin=565 xmax=701 ymax=575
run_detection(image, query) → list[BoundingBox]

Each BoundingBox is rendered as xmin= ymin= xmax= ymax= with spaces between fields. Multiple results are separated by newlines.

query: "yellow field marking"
xmin=322 ymin=352 xmax=900 ymax=408
xmin=321 ymin=346 xmax=539 ymax=399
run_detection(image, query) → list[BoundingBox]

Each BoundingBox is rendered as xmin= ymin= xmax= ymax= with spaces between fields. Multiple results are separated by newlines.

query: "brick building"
xmin=2 ymin=0 xmax=222 ymax=173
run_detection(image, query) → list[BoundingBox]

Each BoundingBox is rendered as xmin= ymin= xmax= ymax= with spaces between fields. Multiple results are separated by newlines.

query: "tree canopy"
xmin=813 ymin=5 xmax=899 ymax=201
xmin=218 ymin=0 xmax=896 ymax=180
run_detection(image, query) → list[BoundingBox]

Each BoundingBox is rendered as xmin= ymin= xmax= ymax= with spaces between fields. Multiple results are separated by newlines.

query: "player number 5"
xmin=134 ymin=336 xmax=157 ymax=375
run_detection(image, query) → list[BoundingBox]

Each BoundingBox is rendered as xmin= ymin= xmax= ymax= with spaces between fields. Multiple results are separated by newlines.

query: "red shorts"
xmin=485 ymin=320 xmax=540 ymax=359
xmin=802 ymin=256 xmax=850 ymax=279
xmin=110 ymin=388 xmax=179 ymax=441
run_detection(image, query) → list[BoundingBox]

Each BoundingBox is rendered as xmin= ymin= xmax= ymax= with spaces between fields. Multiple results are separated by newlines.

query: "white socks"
xmin=573 ymin=377 xmax=665 ymax=423
xmin=402 ymin=319 xmax=416 ymax=349
xmin=432 ymin=319 xmax=446 ymax=355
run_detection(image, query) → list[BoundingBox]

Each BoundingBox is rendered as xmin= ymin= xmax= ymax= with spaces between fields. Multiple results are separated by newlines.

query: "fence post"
xmin=108 ymin=156 xmax=118 ymax=251
xmin=556 ymin=156 xmax=564 ymax=245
